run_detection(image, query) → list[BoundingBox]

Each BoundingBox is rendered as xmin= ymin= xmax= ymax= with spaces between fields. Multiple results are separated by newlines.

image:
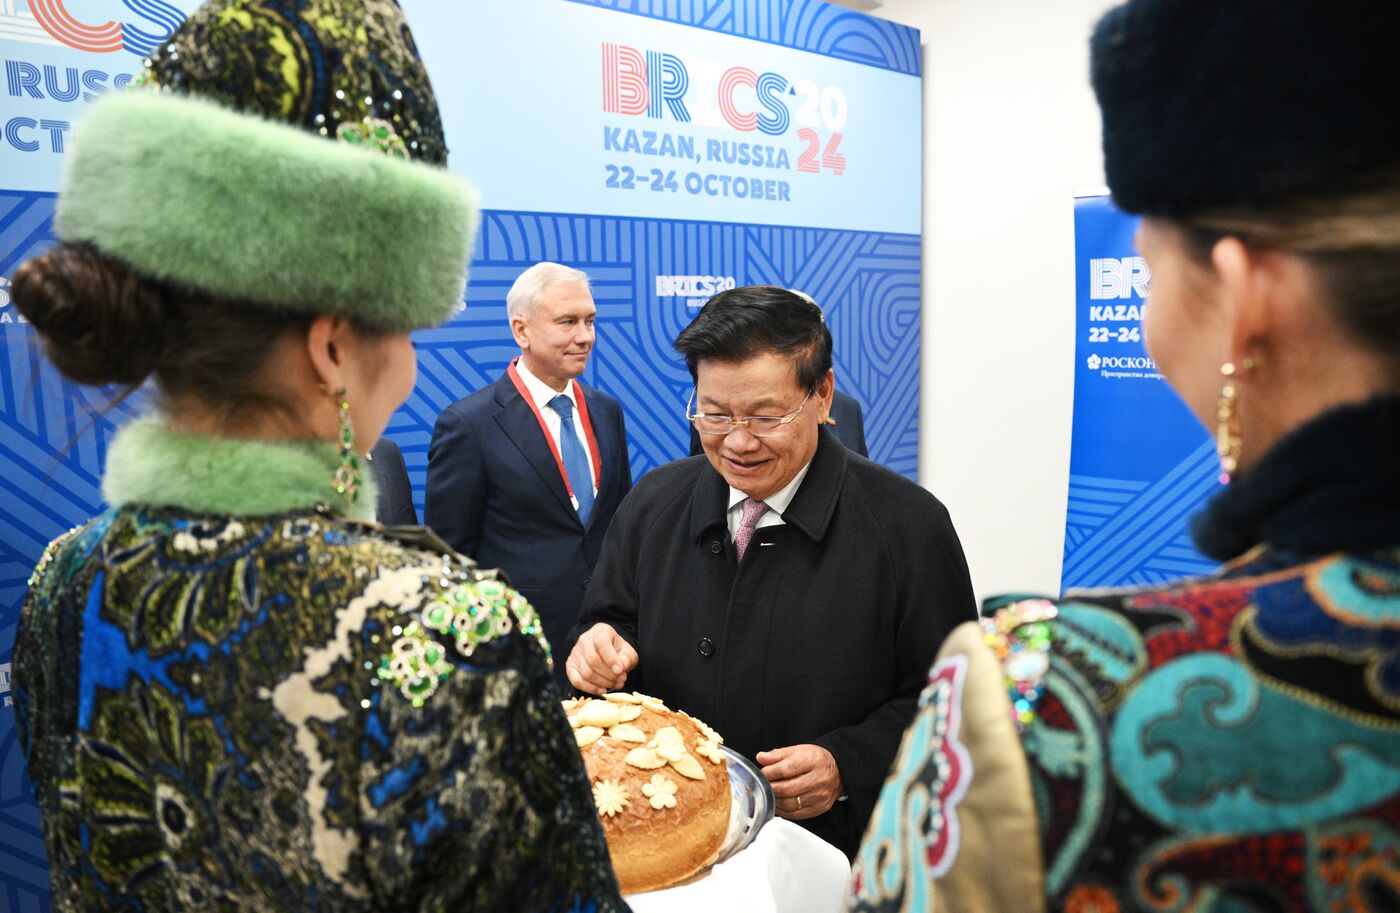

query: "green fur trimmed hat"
xmin=54 ymin=0 xmax=479 ymax=330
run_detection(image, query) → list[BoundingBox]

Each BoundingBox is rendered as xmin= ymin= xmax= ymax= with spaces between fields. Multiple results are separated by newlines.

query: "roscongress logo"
xmin=1090 ymin=354 xmax=1157 ymax=370
xmin=9 ymin=0 xmax=185 ymax=56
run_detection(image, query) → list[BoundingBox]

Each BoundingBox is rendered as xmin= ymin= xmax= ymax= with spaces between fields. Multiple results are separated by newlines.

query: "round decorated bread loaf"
xmin=565 ymin=692 xmax=732 ymax=893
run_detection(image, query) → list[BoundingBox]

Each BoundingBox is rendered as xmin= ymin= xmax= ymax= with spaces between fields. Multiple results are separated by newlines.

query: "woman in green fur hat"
xmin=9 ymin=2 xmax=627 ymax=910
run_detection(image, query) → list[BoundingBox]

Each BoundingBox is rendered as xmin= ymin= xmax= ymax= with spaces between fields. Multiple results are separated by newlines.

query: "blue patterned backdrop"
xmin=565 ymin=0 xmax=922 ymax=75
xmin=0 ymin=0 xmax=922 ymax=905
xmin=1062 ymin=442 xmax=1221 ymax=588
xmin=401 ymin=208 xmax=922 ymax=506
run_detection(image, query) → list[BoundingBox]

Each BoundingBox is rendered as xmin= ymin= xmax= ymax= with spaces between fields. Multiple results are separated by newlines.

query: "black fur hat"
xmin=1091 ymin=0 xmax=1400 ymax=218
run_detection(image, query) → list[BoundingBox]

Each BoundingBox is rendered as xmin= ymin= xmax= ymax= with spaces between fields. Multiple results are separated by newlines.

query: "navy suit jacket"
xmin=689 ymin=389 xmax=868 ymax=458
xmin=426 ymin=372 xmax=631 ymax=679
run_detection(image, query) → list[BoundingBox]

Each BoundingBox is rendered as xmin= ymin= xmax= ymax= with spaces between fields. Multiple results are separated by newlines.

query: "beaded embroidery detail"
xmin=16 ymin=506 xmax=629 ymax=909
xmin=378 ymin=576 xmax=550 ymax=707
xmin=27 ymin=527 xmax=82 ymax=587
xmin=981 ymin=598 xmax=1058 ymax=731
xmin=143 ymin=0 xmax=449 ymax=164
xmin=337 ymin=118 xmax=410 ymax=159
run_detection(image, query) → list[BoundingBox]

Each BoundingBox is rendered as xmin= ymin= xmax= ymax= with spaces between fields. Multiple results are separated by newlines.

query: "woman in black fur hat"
xmin=846 ymin=1 xmax=1400 ymax=911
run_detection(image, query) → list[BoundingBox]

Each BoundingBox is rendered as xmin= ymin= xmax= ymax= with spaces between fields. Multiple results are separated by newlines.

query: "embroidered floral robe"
xmin=15 ymin=506 xmax=627 ymax=912
xmin=846 ymin=397 xmax=1400 ymax=913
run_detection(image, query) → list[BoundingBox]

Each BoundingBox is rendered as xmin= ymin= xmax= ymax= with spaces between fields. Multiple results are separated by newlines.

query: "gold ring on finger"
xmin=796 ymin=795 xmax=803 ymax=810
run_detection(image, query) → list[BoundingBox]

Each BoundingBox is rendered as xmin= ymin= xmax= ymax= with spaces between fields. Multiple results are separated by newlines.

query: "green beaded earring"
xmin=332 ymin=388 xmax=361 ymax=506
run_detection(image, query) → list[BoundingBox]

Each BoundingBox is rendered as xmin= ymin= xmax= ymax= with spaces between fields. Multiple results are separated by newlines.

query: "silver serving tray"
xmin=711 ymin=745 xmax=776 ymax=867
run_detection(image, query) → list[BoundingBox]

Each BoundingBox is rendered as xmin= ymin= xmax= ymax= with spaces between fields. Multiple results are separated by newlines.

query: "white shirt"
xmin=515 ymin=358 xmax=599 ymax=507
xmin=725 ymin=458 xmax=814 ymax=542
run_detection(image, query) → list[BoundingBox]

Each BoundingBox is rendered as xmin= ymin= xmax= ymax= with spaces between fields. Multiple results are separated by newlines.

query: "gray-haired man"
xmin=427 ymin=263 xmax=632 ymax=684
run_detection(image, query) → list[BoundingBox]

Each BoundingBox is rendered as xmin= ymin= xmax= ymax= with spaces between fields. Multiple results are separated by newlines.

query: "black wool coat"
xmin=368 ymin=436 xmax=418 ymax=525
xmin=567 ymin=428 xmax=977 ymax=856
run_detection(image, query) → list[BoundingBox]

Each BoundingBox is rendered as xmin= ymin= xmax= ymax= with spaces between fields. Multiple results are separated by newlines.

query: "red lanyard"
xmin=507 ymin=359 xmax=603 ymax=497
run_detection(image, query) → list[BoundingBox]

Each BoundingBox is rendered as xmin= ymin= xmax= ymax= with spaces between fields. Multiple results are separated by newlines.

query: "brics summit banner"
xmin=0 ymin=1 xmax=922 ymax=905
xmin=1063 ymin=196 xmax=1218 ymax=590
xmin=407 ymin=0 xmax=923 ymax=485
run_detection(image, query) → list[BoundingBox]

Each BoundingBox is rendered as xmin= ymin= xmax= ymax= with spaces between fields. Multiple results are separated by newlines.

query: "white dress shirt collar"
xmin=726 ymin=456 xmax=814 ymax=536
xmin=515 ymin=357 xmax=578 ymax=411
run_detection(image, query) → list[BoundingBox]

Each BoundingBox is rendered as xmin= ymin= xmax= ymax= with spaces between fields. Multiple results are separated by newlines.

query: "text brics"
xmin=599 ymin=41 xmax=853 ymax=205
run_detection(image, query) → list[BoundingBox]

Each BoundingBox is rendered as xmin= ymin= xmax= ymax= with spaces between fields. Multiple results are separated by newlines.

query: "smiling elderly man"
xmin=428 ymin=262 xmax=631 ymax=689
xmin=564 ymin=286 xmax=975 ymax=856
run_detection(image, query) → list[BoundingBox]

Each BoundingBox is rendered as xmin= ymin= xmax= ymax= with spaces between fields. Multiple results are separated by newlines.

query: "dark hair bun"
xmin=11 ymin=243 xmax=175 ymax=387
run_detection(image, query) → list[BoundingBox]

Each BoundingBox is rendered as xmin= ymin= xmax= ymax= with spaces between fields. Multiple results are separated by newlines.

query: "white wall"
xmin=871 ymin=0 xmax=1119 ymax=602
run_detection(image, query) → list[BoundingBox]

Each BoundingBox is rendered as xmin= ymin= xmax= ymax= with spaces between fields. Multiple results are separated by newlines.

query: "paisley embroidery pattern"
xmin=847 ymin=547 xmax=1400 ymax=912
xmin=1034 ymin=549 xmax=1400 ymax=911
xmin=849 ymin=654 xmax=972 ymax=911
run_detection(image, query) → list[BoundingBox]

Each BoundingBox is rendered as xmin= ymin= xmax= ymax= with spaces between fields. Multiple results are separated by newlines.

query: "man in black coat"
xmin=566 ymin=286 xmax=975 ymax=857
xmin=427 ymin=263 xmax=631 ymax=687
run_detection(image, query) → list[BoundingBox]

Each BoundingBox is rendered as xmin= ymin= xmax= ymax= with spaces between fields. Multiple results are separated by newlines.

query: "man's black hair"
xmin=673 ymin=285 xmax=832 ymax=391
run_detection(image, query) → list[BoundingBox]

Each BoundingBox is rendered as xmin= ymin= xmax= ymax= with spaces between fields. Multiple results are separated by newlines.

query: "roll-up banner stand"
xmin=1062 ymin=194 xmax=1219 ymax=590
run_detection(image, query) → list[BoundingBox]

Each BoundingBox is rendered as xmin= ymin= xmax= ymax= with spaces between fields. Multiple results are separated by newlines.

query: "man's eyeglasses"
xmin=686 ymin=389 xmax=813 ymax=437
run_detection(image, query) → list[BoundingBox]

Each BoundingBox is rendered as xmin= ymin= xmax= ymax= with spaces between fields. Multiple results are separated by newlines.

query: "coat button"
xmin=698 ymin=637 xmax=714 ymax=657
xmin=709 ymin=540 xmax=723 ymax=554
xmin=581 ymin=576 xmax=590 ymax=588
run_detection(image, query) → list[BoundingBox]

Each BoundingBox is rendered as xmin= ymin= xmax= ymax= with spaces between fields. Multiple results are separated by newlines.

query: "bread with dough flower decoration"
xmin=564 ymin=692 xmax=731 ymax=893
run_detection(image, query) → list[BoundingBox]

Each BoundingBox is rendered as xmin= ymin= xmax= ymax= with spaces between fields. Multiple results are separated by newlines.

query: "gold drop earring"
xmin=332 ymin=388 xmax=361 ymax=505
xmin=1215 ymin=357 xmax=1257 ymax=484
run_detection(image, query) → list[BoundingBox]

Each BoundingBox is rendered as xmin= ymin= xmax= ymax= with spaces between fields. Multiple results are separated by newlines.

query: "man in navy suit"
xmin=426 ymin=263 xmax=631 ymax=684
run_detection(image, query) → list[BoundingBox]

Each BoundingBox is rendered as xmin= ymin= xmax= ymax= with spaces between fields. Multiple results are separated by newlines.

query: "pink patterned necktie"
xmin=734 ymin=497 xmax=770 ymax=562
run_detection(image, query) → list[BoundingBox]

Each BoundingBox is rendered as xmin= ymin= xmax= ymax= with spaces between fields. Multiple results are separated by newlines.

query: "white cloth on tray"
xmin=624 ymin=818 xmax=851 ymax=913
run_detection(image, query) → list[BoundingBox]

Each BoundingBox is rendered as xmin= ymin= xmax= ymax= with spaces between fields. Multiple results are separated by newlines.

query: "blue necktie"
xmin=549 ymin=394 xmax=595 ymax=524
